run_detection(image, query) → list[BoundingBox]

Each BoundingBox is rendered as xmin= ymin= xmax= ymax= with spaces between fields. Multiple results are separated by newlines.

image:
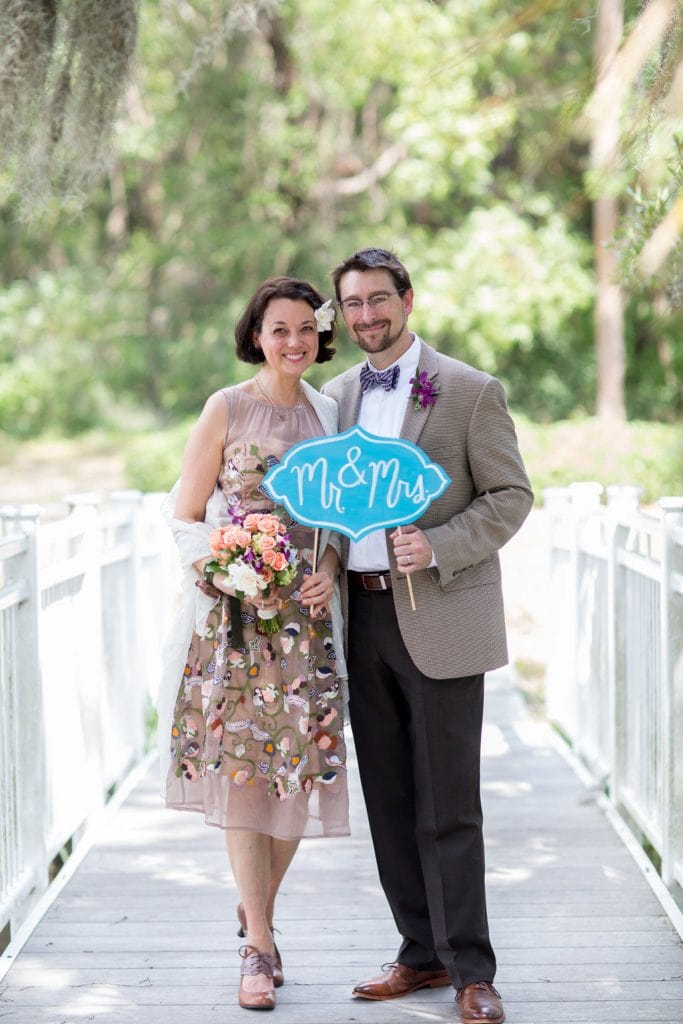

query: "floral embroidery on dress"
xmin=170 ymin=432 xmax=346 ymax=808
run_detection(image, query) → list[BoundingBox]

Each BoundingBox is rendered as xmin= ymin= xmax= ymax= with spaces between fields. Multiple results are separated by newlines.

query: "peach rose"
xmin=217 ymin=526 xmax=240 ymax=551
xmin=259 ymin=534 xmax=276 ymax=551
xmin=262 ymin=548 xmax=276 ymax=566
xmin=257 ymin=515 xmax=280 ymax=535
xmin=260 ymin=566 xmax=274 ymax=584
xmin=243 ymin=514 xmax=261 ymax=531
xmin=271 ymin=552 xmax=287 ymax=571
xmin=234 ymin=529 xmax=252 ymax=548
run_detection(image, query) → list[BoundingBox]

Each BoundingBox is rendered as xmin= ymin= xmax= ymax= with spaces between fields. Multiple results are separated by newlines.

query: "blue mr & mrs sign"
xmin=262 ymin=426 xmax=451 ymax=541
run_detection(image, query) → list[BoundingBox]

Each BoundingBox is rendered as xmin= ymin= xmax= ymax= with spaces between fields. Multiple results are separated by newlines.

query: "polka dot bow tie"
xmin=360 ymin=363 xmax=400 ymax=394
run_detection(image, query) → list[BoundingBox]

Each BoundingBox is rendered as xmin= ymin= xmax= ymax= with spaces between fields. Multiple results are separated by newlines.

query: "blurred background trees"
xmin=0 ymin=1 xmax=681 ymax=490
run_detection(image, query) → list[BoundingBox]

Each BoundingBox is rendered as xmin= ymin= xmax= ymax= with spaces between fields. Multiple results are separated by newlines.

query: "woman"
xmin=157 ymin=278 xmax=348 ymax=1011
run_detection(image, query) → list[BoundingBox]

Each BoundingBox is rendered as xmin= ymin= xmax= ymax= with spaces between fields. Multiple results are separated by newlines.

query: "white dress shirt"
xmin=348 ymin=335 xmax=422 ymax=572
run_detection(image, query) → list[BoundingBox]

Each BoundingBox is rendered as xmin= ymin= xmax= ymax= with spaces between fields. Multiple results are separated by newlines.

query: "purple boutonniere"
xmin=409 ymin=370 xmax=440 ymax=410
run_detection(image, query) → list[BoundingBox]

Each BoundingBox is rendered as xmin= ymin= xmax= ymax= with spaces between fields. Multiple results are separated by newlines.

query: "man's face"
xmin=338 ymin=269 xmax=413 ymax=365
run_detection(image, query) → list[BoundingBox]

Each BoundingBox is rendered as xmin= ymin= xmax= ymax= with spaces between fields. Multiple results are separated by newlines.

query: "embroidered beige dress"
xmin=165 ymin=387 xmax=349 ymax=839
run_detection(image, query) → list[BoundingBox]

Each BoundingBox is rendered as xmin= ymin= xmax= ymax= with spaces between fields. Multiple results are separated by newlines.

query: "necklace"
xmin=254 ymin=372 xmax=303 ymax=421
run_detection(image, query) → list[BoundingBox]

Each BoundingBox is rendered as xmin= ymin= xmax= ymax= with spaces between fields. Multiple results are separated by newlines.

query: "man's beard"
xmin=353 ymin=319 xmax=405 ymax=353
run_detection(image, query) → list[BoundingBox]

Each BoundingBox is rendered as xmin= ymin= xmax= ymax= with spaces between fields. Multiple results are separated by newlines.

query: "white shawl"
xmin=156 ymin=381 xmax=345 ymax=793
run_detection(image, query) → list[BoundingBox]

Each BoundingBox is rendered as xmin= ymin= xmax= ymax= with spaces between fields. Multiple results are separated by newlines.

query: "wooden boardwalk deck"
xmin=2 ymin=669 xmax=682 ymax=1023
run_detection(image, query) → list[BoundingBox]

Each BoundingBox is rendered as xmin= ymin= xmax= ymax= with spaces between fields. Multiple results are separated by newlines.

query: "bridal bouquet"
xmin=206 ymin=510 xmax=299 ymax=634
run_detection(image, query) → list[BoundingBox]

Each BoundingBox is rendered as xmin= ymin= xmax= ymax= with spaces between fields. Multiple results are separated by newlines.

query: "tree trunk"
xmin=592 ymin=0 xmax=626 ymax=421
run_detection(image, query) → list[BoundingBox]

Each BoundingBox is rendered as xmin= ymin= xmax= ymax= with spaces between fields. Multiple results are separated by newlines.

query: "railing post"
xmin=605 ymin=486 xmax=643 ymax=808
xmin=0 ymin=505 xmax=49 ymax=927
xmin=659 ymin=497 xmax=683 ymax=889
xmin=109 ymin=491 xmax=146 ymax=763
xmin=542 ymin=487 xmax=574 ymax=737
xmin=61 ymin=493 xmax=107 ymax=821
xmin=568 ymin=482 xmax=604 ymax=750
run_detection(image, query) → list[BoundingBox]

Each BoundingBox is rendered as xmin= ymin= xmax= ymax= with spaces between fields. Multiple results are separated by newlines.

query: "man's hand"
xmin=390 ymin=524 xmax=433 ymax=573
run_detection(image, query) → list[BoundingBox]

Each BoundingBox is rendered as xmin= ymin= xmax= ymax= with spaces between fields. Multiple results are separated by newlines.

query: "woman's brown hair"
xmin=235 ymin=277 xmax=336 ymax=364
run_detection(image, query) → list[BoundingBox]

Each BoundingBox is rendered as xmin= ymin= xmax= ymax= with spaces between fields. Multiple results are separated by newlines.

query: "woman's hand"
xmin=299 ymin=570 xmax=334 ymax=619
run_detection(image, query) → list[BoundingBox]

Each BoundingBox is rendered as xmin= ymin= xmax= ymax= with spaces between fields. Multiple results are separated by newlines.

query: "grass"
xmin=1 ymin=414 xmax=681 ymax=507
xmin=514 ymin=415 xmax=683 ymax=506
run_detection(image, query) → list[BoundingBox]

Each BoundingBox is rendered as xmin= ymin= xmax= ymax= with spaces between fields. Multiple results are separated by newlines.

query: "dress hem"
xmin=165 ymin=799 xmax=351 ymax=840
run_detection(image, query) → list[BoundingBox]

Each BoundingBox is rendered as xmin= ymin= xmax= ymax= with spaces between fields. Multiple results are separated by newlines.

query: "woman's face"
xmin=254 ymin=298 xmax=320 ymax=379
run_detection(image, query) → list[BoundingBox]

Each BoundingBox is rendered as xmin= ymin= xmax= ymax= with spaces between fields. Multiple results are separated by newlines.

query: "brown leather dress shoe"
xmin=352 ymin=961 xmax=451 ymax=1000
xmin=456 ymin=981 xmax=505 ymax=1023
xmin=238 ymin=945 xmax=276 ymax=1011
xmin=237 ymin=902 xmax=284 ymax=987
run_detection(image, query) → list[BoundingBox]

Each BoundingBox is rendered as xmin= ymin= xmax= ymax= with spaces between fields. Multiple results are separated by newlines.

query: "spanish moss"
xmin=0 ymin=0 xmax=138 ymax=216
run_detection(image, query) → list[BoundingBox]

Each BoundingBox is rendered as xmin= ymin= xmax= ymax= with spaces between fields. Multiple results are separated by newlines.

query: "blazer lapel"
xmin=339 ymin=369 xmax=363 ymax=432
xmin=400 ymin=341 xmax=440 ymax=446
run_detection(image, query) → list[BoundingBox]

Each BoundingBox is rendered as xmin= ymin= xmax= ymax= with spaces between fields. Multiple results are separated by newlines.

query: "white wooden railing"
xmin=3 ymin=481 xmax=682 ymax=939
xmin=0 ymin=492 xmax=178 ymax=945
xmin=544 ymin=483 xmax=683 ymax=897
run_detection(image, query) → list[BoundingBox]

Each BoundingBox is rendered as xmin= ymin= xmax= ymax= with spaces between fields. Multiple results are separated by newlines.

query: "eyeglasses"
xmin=338 ymin=291 xmax=401 ymax=313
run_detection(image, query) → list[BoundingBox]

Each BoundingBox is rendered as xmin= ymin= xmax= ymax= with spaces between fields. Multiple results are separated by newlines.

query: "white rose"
xmin=314 ymin=299 xmax=335 ymax=332
xmin=227 ymin=562 xmax=261 ymax=597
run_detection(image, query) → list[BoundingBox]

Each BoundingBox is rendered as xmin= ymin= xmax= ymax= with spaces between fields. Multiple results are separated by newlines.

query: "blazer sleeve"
xmin=425 ymin=377 xmax=533 ymax=583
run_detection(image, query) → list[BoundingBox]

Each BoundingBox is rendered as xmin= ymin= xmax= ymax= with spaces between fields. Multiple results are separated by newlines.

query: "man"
xmin=322 ymin=248 xmax=533 ymax=1024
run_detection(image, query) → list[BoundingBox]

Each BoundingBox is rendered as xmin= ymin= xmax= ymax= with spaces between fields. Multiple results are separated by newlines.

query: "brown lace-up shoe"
xmin=456 ymin=981 xmax=505 ymax=1023
xmin=236 ymin=902 xmax=284 ymax=987
xmin=238 ymin=945 xmax=276 ymax=1011
xmin=352 ymin=961 xmax=451 ymax=1000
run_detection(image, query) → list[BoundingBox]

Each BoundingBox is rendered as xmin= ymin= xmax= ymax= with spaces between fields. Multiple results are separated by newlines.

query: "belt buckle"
xmin=378 ymin=574 xmax=388 ymax=591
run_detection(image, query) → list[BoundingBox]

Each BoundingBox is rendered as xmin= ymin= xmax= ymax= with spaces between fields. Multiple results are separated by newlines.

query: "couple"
xmin=159 ymin=247 xmax=533 ymax=1022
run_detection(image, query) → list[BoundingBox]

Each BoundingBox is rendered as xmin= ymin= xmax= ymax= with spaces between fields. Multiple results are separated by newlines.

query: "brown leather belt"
xmin=347 ymin=571 xmax=393 ymax=592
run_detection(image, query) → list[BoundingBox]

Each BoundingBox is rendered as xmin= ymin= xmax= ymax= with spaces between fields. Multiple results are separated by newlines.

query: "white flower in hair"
xmin=314 ymin=299 xmax=335 ymax=332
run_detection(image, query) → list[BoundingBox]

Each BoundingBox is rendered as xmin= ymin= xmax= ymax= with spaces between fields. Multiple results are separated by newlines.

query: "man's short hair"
xmin=330 ymin=248 xmax=412 ymax=300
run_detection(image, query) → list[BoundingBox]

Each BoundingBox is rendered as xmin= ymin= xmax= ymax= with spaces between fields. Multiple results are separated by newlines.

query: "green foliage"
xmin=0 ymin=0 xmax=680 ymax=439
xmin=616 ymin=134 xmax=683 ymax=309
xmin=516 ymin=415 xmax=683 ymax=505
xmin=123 ymin=418 xmax=192 ymax=493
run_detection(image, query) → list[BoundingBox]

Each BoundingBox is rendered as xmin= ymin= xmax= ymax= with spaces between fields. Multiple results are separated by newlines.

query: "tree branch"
xmin=319 ymin=141 xmax=406 ymax=197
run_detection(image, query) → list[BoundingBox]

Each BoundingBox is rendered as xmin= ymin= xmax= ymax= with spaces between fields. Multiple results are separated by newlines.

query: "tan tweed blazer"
xmin=323 ymin=339 xmax=534 ymax=679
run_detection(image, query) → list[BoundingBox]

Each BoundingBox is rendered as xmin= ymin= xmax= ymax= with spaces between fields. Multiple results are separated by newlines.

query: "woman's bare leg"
xmin=227 ymin=830 xmax=274 ymax=995
xmin=265 ymin=837 xmax=300 ymax=925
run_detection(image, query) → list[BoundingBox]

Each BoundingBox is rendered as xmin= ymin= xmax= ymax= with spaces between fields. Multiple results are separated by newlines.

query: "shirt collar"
xmin=364 ymin=333 xmax=421 ymax=378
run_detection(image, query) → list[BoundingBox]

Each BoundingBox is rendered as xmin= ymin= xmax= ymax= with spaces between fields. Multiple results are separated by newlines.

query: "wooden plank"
xmin=11 ymin=943 xmax=683 ymax=969
xmin=30 ymin=914 xmax=677 ymax=937
xmin=4 ymin=978 xmax=683 ymax=1005
xmin=5 ymin=961 xmax=683 ymax=985
xmin=42 ymin=901 xmax=667 ymax=922
xmin=1 ymin=1004 xmax=682 ymax=1024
